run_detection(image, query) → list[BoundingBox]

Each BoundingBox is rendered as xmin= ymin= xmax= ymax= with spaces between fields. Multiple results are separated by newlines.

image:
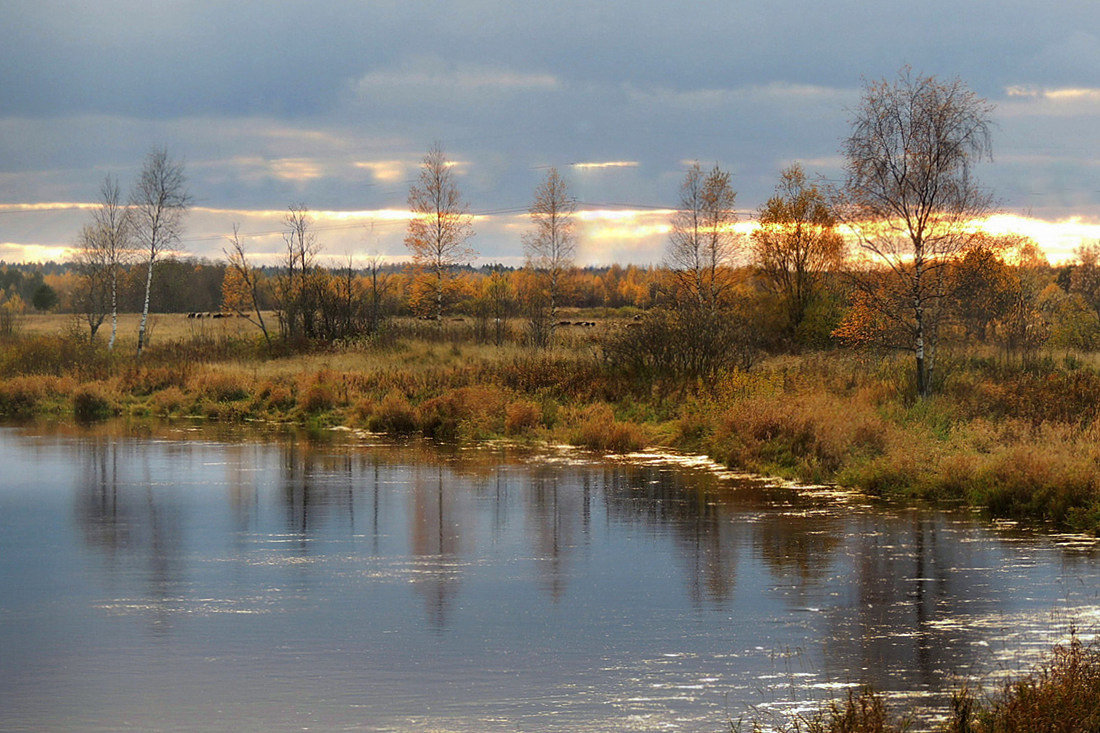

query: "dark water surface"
xmin=2 ymin=424 xmax=1099 ymax=732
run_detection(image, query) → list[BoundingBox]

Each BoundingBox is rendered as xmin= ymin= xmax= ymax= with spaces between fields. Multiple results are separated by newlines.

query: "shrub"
xmin=299 ymin=381 xmax=337 ymax=413
xmin=367 ymin=390 xmax=418 ymax=435
xmin=504 ymin=400 xmax=542 ymax=436
xmin=0 ymin=376 xmax=46 ymax=416
xmin=120 ymin=364 xmax=191 ymax=396
xmin=417 ymin=385 xmax=507 ymax=440
xmin=574 ymin=403 xmax=647 ymax=453
xmin=951 ymin=635 xmax=1100 ymax=732
xmin=195 ymin=371 xmax=250 ymax=402
xmin=151 ymin=386 xmax=188 ymax=416
xmin=255 ymin=380 xmax=295 ymax=412
xmin=72 ymin=385 xmax=116 ymax=422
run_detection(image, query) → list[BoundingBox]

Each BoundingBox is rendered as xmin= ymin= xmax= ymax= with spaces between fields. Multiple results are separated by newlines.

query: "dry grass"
xmin=755 ymin=635 xmax=1100 ymax=733
xmin=6 ymin=316 xmax=1100 ymax=530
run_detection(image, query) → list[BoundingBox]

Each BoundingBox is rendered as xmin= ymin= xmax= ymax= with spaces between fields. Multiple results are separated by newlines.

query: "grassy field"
xmin=5 ymin=312 xmax=1100 ymax=533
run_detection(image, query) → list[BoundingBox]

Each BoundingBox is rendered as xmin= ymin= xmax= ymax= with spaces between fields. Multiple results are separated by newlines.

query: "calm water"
xmin=2 ymin=424 xmax=1099 ymax=732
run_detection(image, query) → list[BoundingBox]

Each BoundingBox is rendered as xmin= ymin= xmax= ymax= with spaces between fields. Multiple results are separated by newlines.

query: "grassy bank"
xmin=750 ymin=634 xmax=1100 ymax=732
xmin=4 ymin=315 xmax=1100 ymax=532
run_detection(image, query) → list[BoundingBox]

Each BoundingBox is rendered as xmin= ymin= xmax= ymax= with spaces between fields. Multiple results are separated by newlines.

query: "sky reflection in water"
xmin=1 ymin=425 xmax=1099 ymax=732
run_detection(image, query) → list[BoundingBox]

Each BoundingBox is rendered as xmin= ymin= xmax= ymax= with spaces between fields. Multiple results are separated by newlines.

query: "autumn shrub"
xmin=574 ymin=403 xmax=647 ymax=453
xmin=194 ymin=371 xmax=249 ymax=402
xmin=255 ymin=379 xmax=295 ymax=412
xmin=150 ymin=386 xmax=189 ymax=416
xmin=0 ymin=333 xmax=109 ymax=379
xmin=0 ymin=376 xmax=48 ymax=416
xmin=351 ymin=397 xmax=376 ymax=425
xmin=120 ymin=364 xmax=192 ymax=396
xmin=493 ymin=353 xmax=622 ymax=402
xmin=417 ymin=385 xmax=508 ymax=440
xmin=942 ymin=635 xmax=1100 ymax=733
xmin=202 ymin=399 xmax=253 ymax=422
xmin=504 ymin=399 xmax=542 ymax=436
xmin=969 ymin=442 xmax=1098 ymax=528
xmin=298 ymin=372 xmax=339 ymax=414
xmin=367 ymin=390 xmax=418 ymax=435
xmin=72 ymin=384 xmax=116 ymax=422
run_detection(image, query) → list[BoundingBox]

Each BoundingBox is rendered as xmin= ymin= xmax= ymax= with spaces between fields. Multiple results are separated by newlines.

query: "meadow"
xmin=5 ymin=310 xmax=1100 ymax=535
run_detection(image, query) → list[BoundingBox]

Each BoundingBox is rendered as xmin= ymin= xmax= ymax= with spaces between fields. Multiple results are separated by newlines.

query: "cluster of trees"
xmin=41 ymin=67 xmax=1100 ymax=397
xmin=70 ymin=149 xmax=191 ymax=355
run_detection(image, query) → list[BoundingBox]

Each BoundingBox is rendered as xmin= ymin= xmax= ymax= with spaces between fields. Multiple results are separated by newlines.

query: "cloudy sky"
xmin=2 ymin=0 xmax=1099 ymax=266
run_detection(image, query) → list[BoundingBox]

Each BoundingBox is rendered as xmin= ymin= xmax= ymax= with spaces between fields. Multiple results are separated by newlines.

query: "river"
xmin=1 ymin=424 xmax=1098 ymax=731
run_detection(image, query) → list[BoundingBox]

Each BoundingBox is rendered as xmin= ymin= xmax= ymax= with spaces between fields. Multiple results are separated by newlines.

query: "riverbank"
xmin=761 ymin=634 xmax=1100 ymax=732
xmin=3 ymin=321 xmax=1100 ymax=532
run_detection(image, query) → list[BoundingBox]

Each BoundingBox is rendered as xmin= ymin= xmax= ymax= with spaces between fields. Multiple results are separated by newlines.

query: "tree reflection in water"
xmin=58 ymin=426 xmax=1100 ymax=725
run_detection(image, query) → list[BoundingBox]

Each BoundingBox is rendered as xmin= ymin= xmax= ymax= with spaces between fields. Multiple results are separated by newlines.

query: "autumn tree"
xmin=405 ymin=144 xmax=475 ymax=321
xmin=131 ymin=148 xmax=190 ymax=356
xmin=523 ymin=167 xmax=576 ymax=346
xmin=363 ymin=254 xmax=393 ymax=335
xmin=1069 ymin=242 xmax=1100 ymax=319
xmin=666 ymin=162 xmax=740 ymax=312
xmin=612 ymin=163 xmax=754 ymax=384
xmin=71 ymin=176 xmax=133 ymax=344
xmin=222 ymin=223 xmax=271 ymax=344
xmin=752 ymin=164 xmax=844 ymax=343
xmin=276 ymin=204 xmax=321 ymax=340
xmin=837 ymin=68 xmax=994 ymax=397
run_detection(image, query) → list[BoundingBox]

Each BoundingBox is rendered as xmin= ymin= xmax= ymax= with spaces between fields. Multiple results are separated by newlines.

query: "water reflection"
xmin=409 ymin=465 xmax=464 ymax=629
xmin=75 ymin=438 xmax=186 ymax=632
xmin=1 ymin=425 xmax=1094 ymax=731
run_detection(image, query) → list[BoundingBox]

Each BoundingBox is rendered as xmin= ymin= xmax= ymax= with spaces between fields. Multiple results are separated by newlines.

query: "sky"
xmin=1 ymin=0 xmax=1099 ymax=267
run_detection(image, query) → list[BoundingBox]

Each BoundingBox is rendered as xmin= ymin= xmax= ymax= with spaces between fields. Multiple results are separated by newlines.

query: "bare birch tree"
xmin=363 ymin=254 xmax=392 ymax=335
xmin=666 ymin=162 xmax=740 ymax=313
xmin=752 ymin=164 xmax=844 ymax=339
xmin=838 ymin=68 xmax=994 ymax=397
xmin=131 ymin=148 xmax=190 ymax=356
xmin=72 ymin=224 xmax=111 ymax=339
xmin=523 ymin=167 xmax=576 ymax=346
xmin=222 ymin=223 xmax=271 ymax=344
xmin=73 ymin=176 xmax=132 ymax=345
xmin=405 ymin=144 xmax=475 ymax=320
xmin=276 ymin=204 xmax=321 ymax=340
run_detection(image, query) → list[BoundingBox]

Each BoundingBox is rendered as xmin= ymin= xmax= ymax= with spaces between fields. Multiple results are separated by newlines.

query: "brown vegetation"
xmin=749 ymin=634 xmax=1100 ymax=732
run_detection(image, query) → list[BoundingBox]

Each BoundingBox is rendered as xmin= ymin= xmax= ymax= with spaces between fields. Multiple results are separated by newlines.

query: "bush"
xmin=120 ymin=364 xmax=191 ymax=396
xmin=574 ymin=403 xmax=647 ymax=453
xmin=504 ymin=400 xmax=542 ymax=435
xmin=72 ymin=385 xmax=116 ymax=422
xmin=416 ymin=385 xmax=507 ymax=440
xmin=299 ymin=381 xmax=337 ymax=413
xmin=194 ymin=371 xmax=249 ymax=402
xmin=963 ymin=635 xmax=1100 ymax=731
xmin=151 ymin=386 xmax=189 ymax=416
xmin=367 ymin=390 xmax=418 ymax=435
xmin=0 ymin=376 xmax=46 ymax=416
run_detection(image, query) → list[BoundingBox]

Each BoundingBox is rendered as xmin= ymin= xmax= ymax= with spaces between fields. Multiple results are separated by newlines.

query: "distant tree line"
xmin=0 ymin=67 xmax=1090 ymax=398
